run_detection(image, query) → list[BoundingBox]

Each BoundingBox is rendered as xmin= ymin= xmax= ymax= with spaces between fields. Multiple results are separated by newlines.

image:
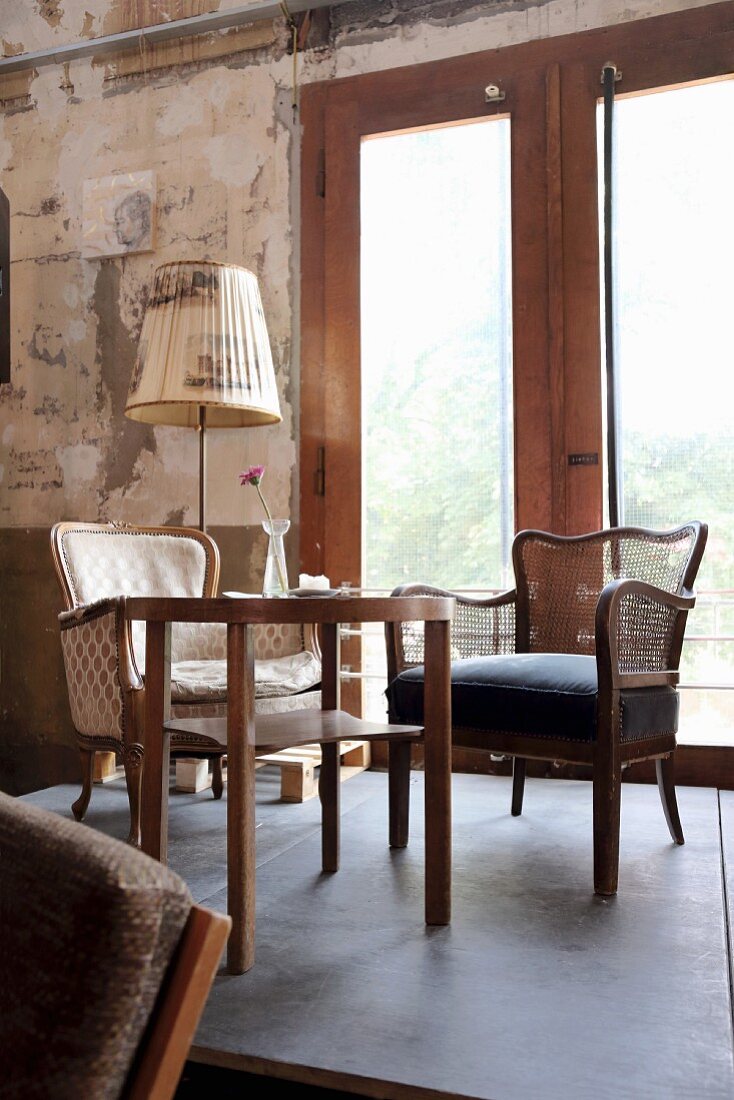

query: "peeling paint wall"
xmin=0 ymin=0 xmax=719 ymax=792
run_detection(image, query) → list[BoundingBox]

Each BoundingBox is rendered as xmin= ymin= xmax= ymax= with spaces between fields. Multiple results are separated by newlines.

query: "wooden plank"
xmin=546 ymin=61 xmax=566 ymax=535
xmin=561 ymin=60 xmax=603 ymax=536
xmin=342 ymin=742 xmax=371 ymax=768
xmin=102 ymin=21 xmax=275 ymax=79
xmin=299 ymin=81 xmax=328 ymax=580
xmin=322 ymin=91 xmax=363 ymax=719
xmin=280 ymin=764 xmax=317 ymax=803
xmin=175 ymin=758 xmax=212 ymax=794
xmin=93 ymin=750 xmax=120 ymax=784
xmin=126 ymin=595 xmax=455 ymax=625
xmin=226 ymin=623 xmax=256 ymax=975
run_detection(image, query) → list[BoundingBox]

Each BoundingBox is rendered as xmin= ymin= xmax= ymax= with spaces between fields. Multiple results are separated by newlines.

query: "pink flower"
xmin=239 ymin=465 xmax=265 ymax=486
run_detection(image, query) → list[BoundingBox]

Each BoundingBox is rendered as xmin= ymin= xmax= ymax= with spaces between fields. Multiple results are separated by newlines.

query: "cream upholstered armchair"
xmin=51 ymin=522 xmax=321 ymax=845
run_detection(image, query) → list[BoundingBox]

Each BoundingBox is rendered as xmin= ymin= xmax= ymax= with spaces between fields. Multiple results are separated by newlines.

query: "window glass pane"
xmin=360 ymin=118 xmax=514 ymax=594
xmin=602 ymin=79 xmax=734 ymax=741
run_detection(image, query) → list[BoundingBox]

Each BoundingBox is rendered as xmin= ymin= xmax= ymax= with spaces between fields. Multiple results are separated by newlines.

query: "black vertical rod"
xmin=603 ymin=62 xmax=620 ymax=528
xmin=199 ymin=405 xmax=207 ymax=533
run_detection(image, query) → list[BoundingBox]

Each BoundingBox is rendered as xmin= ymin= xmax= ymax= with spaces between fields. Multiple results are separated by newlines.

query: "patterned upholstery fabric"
xmin=59 ymin=604 xmax=125 ymax=741
xmin=169 ymin=651 xmax=321 ymax=703
xmin=254 ymin=622 xmax=305 ymax=661
xmin=0 ymin=792 xmax=191 ymax=1099
xmin=58 ymin=527 xmax=215 ymax=670
xmin=134 ymin=622 xmax=306 ymax=674
xmin=170 ymin=689 xmax=322 ymax=721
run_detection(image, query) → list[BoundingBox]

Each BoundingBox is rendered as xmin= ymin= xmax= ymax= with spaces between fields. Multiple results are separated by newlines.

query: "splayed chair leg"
xmin=656 ymin=754 xmax=684 ymax=845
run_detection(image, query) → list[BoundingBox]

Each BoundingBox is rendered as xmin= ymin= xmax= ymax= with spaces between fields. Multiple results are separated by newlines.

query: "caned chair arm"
xmin=595 ymin=578 xmax=696 ymax=689
xmin=387 ymin=584 xmax=517 ymax=677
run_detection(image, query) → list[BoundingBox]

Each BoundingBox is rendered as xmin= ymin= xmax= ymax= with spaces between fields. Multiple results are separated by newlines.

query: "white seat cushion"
xmin=168 ymin=651 xmax=321 ymax=704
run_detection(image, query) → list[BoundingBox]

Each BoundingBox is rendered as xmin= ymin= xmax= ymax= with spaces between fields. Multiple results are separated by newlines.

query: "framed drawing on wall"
xmin=82 ymin=170 xmax=156 ymax=259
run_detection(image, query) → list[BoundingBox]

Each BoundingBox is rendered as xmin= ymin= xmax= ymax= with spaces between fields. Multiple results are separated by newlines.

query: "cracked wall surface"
xmin=0 ymin=0 xmax=717 ymax=793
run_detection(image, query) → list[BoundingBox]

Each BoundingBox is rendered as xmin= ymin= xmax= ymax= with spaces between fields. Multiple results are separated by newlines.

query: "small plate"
xmin=289 ymin=587 xmax=341 ymax=598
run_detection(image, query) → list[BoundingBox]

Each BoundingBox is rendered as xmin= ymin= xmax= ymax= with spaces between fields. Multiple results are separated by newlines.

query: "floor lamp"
xmin=125 ymin=260 xmax=282 ymax=532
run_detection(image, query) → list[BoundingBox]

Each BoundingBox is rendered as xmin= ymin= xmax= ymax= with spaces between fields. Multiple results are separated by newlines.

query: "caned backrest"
xmin=51 ymin=523 xmax=222 ymax=669
xmin=513 ymin=523 xmax=706 ymax=655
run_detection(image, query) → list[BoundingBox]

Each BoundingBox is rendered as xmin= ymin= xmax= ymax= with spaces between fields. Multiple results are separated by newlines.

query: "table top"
xmin=126 ymin=594 xmax=455 ymax=624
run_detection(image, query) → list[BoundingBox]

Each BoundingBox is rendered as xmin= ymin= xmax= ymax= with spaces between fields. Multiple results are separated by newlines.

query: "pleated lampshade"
xmin=125 ymin=260 xmax=282 ymax=428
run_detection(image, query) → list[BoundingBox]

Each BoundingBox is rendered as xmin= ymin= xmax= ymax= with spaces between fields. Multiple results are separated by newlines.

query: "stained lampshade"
xmin=125 ymin=260 xmax=282 ymax=428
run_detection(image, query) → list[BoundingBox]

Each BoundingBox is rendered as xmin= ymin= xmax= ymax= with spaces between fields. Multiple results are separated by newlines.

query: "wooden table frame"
xmin=126 ymin=596 xmax=454 ymax=974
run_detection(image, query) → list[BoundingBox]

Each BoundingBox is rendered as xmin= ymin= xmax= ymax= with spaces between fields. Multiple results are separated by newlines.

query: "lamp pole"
xmin=199 ymin=405 xmax=207 ymax=533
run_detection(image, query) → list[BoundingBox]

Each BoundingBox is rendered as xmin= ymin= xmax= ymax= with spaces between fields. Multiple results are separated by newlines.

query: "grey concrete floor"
xmin=26 ymin=772 xmax=734 ymax=1100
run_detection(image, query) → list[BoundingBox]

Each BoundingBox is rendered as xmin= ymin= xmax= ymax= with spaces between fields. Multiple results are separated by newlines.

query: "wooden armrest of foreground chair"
xmin=0 ymin=792 xmax=230 ymax=1099
xmin=385 ymin=522 xmax=707 ymax=896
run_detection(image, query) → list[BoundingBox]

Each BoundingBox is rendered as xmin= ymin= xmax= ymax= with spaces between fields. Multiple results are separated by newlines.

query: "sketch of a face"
xmin=114 ymin=190 xmax=151 ymax=250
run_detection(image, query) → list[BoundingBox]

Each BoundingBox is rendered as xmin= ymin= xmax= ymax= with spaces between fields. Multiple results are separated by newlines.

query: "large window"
xmin=301 ymin=4 xmax=734 ymax=766
xmin=361 ymin=118 xmax=514 ymax=592
xmin=604 ymin=79 xmax=734 ymax=743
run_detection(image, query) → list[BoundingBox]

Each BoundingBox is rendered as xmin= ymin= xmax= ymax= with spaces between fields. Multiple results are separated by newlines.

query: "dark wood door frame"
xmin=301 ymin=0 xmax=734 ymax=580
xmin=299 ymin=1 xmax=734 ymax=769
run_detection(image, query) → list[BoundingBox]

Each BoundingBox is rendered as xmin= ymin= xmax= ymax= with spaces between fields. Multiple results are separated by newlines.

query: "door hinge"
xmin=315 ymin=445 xmax=326 ymax=495
xmin=316 ymin=148 xmax=325 ymax=198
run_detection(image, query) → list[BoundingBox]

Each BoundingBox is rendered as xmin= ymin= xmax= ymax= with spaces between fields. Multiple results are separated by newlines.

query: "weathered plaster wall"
xmin=0 ymin=0 xmax=717 ymax=793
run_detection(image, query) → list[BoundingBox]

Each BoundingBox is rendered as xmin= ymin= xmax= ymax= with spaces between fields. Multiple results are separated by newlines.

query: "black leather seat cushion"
xmin=386 ymin=653 xmax=679 ymax=743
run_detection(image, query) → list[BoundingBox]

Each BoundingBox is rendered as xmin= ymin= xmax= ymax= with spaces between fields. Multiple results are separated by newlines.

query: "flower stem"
xmin=256 ymin=483 xmax=289 ymax=595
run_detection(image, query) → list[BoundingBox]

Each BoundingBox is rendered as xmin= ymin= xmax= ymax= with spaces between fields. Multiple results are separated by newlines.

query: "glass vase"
xmin=262 ymin=519 xmax=290 ymax=597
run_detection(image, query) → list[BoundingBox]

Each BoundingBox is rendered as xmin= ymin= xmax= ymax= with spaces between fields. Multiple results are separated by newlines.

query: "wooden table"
xmin=126 ymin=595 xmax=454 ymax=974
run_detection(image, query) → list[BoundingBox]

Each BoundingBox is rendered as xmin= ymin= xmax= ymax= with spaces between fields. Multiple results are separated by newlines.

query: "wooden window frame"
xmin=299 ymin=2 xmax=734 ymax=772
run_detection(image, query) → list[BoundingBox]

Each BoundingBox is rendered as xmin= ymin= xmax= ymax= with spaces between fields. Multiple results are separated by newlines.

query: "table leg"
xmin=389 ymin=740 xmax=411 ymax=848
xmin=424 ymin=618 xmax=451 ymax=925
xmin=141 ymin=621 xmax=171 ymax=864
xmin=227 ymin=622 xmax=256 ymax=974
xmin=320 ymin=622 xmax=340 ymax=872
xmin=320 ymin=743 xmax=340 ymax=872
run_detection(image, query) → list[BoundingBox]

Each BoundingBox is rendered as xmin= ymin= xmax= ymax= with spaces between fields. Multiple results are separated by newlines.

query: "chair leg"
xmin=592 ymin=756 xmax=622 ymax=897
xmin=511 ymin=757 xmax=526 ymax=817
xmin=71 ymin=748 xmax=95 ymax=821
xmin=211 ymin=755 xmax=225 ymax=800
xmin=656 ymin=755 xmax=684 ymax=845
xmin=389 ymin=740 xmax=411 ymax=848
xmin=123 ymin=745 xmax=144 ymax=849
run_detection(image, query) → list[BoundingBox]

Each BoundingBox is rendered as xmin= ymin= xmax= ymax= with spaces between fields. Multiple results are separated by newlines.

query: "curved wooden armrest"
xmin=595 ymin=578 xmax=696 ymax=689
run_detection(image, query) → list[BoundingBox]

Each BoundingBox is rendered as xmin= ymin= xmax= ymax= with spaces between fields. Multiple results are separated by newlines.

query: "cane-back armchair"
xmin=386 ymin=522 xmax=707 ymax=895
xmin=52 ymin=522 xmax=321 ymax=845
